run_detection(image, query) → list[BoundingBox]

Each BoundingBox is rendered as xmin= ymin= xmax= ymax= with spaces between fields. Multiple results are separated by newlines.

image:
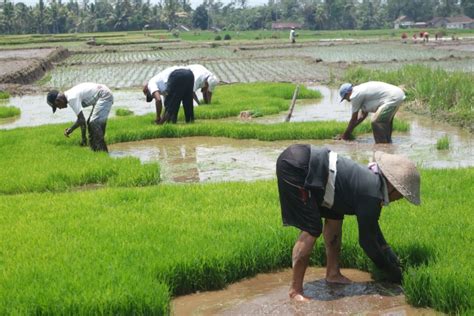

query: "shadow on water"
xmin=304 ymin=279 xmax=403 ymax=301
xmin=172 ymin=268 xmax=440 ymax=315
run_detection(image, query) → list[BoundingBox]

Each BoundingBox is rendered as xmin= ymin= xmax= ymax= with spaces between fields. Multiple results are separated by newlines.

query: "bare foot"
xmin=289 ymin=292 xmax=311 ymax=302
xmin=326 ymin=273 xmax=352 ymax=284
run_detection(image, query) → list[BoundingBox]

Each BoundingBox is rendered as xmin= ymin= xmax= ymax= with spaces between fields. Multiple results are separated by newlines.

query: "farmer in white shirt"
xmin=186 ymin=64 xmax=218 ymax=105
xmin=338 ymin=81 xmax=405 ymax=143
xmin=143 ymin=66 xmax=195 ymax=124
xmin=290 ymin=27 xmax=296 ymax=44
xmin=47 ymin=82 xmax=113 ymax=152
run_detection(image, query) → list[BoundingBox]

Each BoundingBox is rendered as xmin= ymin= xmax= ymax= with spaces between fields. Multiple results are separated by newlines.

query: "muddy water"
xmin=0 ymin=90 xmax=208 ymax=130
xmin=109 ymin=86 xmax=473 ymax=182
xmin=172 ymin=268 xmax=439 ymax=315
xmin=0 ymin=90 xmax=154 ymax=129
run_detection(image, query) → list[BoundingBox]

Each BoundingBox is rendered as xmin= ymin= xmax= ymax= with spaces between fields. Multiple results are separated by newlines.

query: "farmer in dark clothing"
xmin=276 ymin=144 xmax=421 ymax=301
xmin=143 ymin=66 xmax=195 ymax=124
xmin=47 ymin=83 xmax=113 ymax=152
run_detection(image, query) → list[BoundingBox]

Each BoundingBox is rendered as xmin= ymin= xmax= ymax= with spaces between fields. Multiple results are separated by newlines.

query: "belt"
xmin=322 ymin=151 xmax=338 ymax=209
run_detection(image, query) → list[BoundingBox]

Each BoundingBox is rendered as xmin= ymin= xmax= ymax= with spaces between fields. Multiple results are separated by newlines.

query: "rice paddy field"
xmin=0 ymin=30 xmax=473 ymax=315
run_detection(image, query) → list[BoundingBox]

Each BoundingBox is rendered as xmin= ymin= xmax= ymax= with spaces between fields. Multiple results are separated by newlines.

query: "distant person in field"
xmin=143 ymin=66 xmax=195 ymax=124
xmin=290 ymin=27 xmax=296 ymax=44
xmin=47 ymin=83 xmax=113 ymax=152
xmin=186 ymin=64 xmax=219 ymax=105
xmin=337 ymin=81 xmax=405 ymax=143
xmin=401 ymin=32 xmax=408 ymax=44
xmin=423 ymin=31 xmax=429 ymax=42
xmin=276 ymin=145 xmax=421 ymax=301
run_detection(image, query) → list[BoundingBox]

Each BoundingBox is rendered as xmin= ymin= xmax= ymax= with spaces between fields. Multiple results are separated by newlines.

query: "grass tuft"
xmin=0 ymin=106 xmax=20 ymax=118
xmin=0 ymin=91 xmax=10 ymax=99
xmin=116 ymin=108 xmax=134 ymax=116
xmin=436 ymin=135 xmax=450 ymax=150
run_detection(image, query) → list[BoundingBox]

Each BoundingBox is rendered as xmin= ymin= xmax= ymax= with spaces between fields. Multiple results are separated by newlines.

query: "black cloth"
xmin=164 ymin=69 xmax=194 ymax=123
xmin=276 ymin=144 xmax=402 ymax=280
xmin=276 ymin=145 xmax=342 ymax=237
xmin=88 ymin=120 xmax=108 ymax=152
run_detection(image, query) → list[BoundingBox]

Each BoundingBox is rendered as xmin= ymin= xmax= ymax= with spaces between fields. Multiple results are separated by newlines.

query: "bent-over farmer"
xmin=276 ymin=144 xmax=420 ymax=301
xmin=338 ymin=81 xmax=405 ymax=143
xmin=47 ymin=82 xmax=113 ymax=152
xmin=143 ymin=66 xmax=194 ymax=124
xmin=187 ymin=64 xmax=218 ymax=105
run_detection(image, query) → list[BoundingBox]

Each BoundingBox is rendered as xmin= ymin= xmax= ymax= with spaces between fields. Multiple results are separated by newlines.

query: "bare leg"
xmin=323 ymin=219 xmax=351 ymax=284
xmin=289 ymin=231 xmax=316 ymax=301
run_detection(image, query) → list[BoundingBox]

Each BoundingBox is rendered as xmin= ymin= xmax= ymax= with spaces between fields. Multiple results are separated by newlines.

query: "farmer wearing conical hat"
xmin=276 ymin=144 xmax=420 ymax=301
xmin=46 ymin=83 xmax=113 ymax=152
xmin=338 ymin=81 xmax=405 ymax=143
xmin=186 ymin=64 xmax=219 ymax=106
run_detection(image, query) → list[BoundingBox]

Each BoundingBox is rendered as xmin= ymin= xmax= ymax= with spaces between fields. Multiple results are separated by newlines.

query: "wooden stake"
xmin=285 ymin=84 xmax=300 ymax=122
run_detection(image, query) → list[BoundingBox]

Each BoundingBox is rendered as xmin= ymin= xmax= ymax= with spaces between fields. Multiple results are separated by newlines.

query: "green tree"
xmin=461 ymin=0 xmax=474 ymax=18
xmin=192 ymin=3 xmax=208 ymax=30
xmin=1 ymin=0 xmax=15 ymax=34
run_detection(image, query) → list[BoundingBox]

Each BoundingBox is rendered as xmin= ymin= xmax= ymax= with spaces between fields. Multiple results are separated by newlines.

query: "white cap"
xmin=207 ymin=75 xmax=219 ymax=92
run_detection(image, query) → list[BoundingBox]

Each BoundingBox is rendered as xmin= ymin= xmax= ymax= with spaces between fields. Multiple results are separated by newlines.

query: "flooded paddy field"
xmin=1 ymin=36 xmax=473 ymax=315
xmin=35 ymin=40 xmax=474 ymax=89
xmin=173 ymin=268 xmax=439 ymax=315
xmin=109 ymin=86 xmax=474 ymax=183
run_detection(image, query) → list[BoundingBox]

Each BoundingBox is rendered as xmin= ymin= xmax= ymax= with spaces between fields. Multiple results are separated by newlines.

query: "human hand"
xmin=64 ymin=128 xmax=72 ymax=137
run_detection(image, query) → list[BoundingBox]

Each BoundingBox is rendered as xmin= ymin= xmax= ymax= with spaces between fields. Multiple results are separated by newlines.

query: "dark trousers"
xmin=164 ymin=69 xmax=195 ymax=123
xmin=88 ymin=120 xmax=108 ymax=152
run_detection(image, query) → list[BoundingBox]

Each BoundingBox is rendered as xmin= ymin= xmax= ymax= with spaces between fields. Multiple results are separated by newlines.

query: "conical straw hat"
xmin=374 ymin=151 xmax=421 ymax=205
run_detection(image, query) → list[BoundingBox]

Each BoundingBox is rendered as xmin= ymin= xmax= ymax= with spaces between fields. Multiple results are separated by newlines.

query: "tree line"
xmin=1 ymin=0 xmax=473 ymax=35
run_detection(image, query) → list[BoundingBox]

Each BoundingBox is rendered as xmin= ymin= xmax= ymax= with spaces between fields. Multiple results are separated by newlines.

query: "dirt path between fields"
xmin=0 ymin=47 xmax=70 ymax=88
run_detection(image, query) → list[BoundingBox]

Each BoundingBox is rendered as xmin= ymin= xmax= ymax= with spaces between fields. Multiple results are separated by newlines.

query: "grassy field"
xmin=0 ymin=169 xmax=472 ymax=314
xmin=345 ymin=65 xmax=474 ymax=130
xmin=2 ymin=81 xmax=470 ymax=315
xmin=0 ymin=106 xmax=20 ymax=118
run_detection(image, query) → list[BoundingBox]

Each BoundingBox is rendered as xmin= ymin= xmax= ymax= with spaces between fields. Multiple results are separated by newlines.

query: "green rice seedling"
xmin=436 ymin=135 xmax=450 ymax=150
xmin=0 ymin=168 xmax=472 ymax=314
xmin=115 ymin=108 xmax=134 ymax=116
xmin=0 ymin=124 xmax=160 ymax=194
xmin=0 ymin=91 xmax=10 ymax=99
xmin=0 ymin=106 xmax=20 ymax=118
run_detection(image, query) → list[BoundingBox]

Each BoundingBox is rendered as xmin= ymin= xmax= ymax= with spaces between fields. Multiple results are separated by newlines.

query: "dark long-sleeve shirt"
xmin=304 ymin=146 xmax=397 ymax=274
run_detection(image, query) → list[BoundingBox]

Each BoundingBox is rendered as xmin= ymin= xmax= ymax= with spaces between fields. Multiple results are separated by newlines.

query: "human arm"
xmin=356 ymin=200 xmax=402 ymax=283
xmin=193 ymin=91 xmax=201 ymax=105
xmin=153 ymin=91 xmax=164 ymax=124
xmin=64 ymin=111 xmax=87 ymax=146
xmin=340 ymin=111 xmax=368 ymax=140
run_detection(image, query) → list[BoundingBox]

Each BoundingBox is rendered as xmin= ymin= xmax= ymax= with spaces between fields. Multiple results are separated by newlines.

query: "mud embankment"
xmin=0 ymin=47 xmax=70 ymax=86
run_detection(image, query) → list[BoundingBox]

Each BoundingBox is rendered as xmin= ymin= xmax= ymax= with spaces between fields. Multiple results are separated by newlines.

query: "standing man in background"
xmin=143 ymin=66 xmax=195 ymax=124
xmin=187 ymin=64 xmax=219 ymax=105
xmin=290 ymin=27 xmax=296 ymax=44
xmin=47 ymin=82 xmax=113 ymax=152
xmin=338 ymin=81 xmax=405 ymax=143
